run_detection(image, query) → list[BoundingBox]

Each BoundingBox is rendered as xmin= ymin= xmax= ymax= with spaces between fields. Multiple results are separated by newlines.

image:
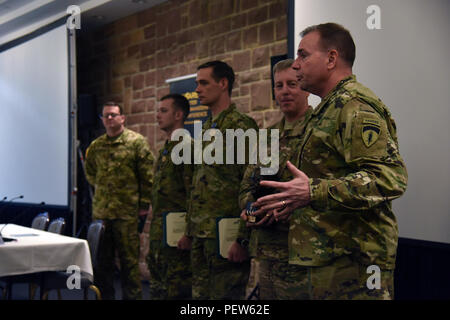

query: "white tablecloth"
xmin=0 ymin=224 xmax=93 ymax=278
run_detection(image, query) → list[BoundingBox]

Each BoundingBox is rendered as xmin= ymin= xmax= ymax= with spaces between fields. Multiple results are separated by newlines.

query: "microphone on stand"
xmin=8 ymin=195 xmax=24 ymax=202
xmin=0 ymin=195 xmax=26 ymax=244
xmin=0 ymin=195 xmax=24 ymax=218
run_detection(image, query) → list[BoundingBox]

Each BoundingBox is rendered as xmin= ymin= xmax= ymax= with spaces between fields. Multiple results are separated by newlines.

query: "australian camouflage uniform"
xmin=239 ymin=107 xmax=313 ymax=299
xmin=85 ymin=128 xmax=154 ymax=300
xmin=289 ymin=75 xmax=408 ymax=299
xmin=148 ymin=138 xmax=193 ymax=300
xmin=188 ymin=104 xmax=258 ymax=299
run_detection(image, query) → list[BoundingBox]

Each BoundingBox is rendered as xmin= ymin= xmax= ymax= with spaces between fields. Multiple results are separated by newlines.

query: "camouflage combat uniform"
xmin=85 ymin=128 xmax=154 ymax=300
xmin=188 ymin=104 xmax=258 ymax=300
xmin=289 ymin=75 xmax=408 ymax=299
xmin=239 ymin=108 xmax=313 ymax=300
xmin=148 ymin=139 xmax=193 ymax=300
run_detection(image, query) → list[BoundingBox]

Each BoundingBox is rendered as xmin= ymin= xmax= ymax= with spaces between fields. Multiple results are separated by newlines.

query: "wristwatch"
xmin=236 ymin=238 xmax=249 ymax=249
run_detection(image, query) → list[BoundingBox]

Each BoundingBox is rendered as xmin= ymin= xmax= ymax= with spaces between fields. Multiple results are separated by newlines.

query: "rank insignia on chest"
xmin=362 ymin=119 xmax=381 ymax=147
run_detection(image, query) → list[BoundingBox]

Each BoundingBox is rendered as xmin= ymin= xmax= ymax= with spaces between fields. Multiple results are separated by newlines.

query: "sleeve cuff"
xmin=308 ymin=178 xmax=328 ymax=211
xmin=185 ymin=214 xmax=192 ymax=237
xmin=139 ymin=201 xmax=150 ymax=210
xmin=236 ymin=218 xmax=250 ymax=240
xmin=239 ymin=194 xmax=255 ymax=211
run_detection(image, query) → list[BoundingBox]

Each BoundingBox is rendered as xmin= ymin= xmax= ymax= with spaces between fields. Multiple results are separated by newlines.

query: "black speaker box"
xmin=78 ymin=94 xmax=98 ymax=128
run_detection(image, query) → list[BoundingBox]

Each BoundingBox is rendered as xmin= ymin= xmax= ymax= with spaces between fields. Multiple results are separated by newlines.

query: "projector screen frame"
xmin=0 ymin=16 xmax=78 ymax=235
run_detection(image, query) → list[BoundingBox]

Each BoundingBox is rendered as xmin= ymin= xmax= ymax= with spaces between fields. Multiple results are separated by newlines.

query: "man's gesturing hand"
xmin=252 ymin=161 xmax=311 ymax=221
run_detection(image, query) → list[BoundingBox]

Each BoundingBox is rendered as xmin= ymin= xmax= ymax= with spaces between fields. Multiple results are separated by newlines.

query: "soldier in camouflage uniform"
xmin=85 ymin=102 xmax=154 ymax=300
xmin=252 ymin=23 xmax=408 ymax=299
xmin=147 ymin=94 xmax=193 ymax=299
xmin=185 ymin=61 xmax=258 ymax=300
xmin=239 ymin=59 xmax=312 ymax=299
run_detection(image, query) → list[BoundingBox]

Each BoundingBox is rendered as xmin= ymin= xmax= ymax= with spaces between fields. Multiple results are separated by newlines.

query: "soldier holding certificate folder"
xmin=147 ymin=94 xmax=193 ymax=299
xmin=187 ymin=61 xmax=258 ymax=300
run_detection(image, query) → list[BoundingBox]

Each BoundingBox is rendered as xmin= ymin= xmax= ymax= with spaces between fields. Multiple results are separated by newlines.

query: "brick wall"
xmin=78 ymin=0 xmax=288 ymax=154
xmin=77 ymin=0 xmax=288 ymax=281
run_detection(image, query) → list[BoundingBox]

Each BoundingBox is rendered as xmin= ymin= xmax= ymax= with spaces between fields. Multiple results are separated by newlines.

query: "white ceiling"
xmin=0 ymin=0 xmax=167 ymax=45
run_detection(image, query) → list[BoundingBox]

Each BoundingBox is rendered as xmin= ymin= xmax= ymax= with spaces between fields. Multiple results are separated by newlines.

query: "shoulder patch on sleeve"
xmin=350 ymin=111 xmax=388 ymax=159
xmin=362 ymin=118 xmax=381 ymax=147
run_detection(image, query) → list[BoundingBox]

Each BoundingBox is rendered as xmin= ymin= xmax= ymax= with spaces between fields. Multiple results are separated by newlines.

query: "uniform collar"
xmin=206 ymin=103 xmax=237 ymax=128
xmin=277 ymin=105 xmax=313 ymax=136
xmin=313 ymin=75 xmax=356 ymax=115
xmin=163 ymin=139 xmax=179 ymax=151
xmin=104 ymin=128 xmax=127 ymax=144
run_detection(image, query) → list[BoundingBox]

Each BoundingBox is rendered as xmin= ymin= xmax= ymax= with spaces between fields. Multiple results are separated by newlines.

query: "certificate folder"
xmin=215 ymin=217 xmax=240 ymax=259
xmin=163 ymin=212 xmax=187 ymax=247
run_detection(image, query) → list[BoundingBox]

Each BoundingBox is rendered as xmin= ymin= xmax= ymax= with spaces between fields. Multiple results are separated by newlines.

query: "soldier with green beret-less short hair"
xmin=85 ymin=101 xmax=154 ymax=300
xmin=147 ymin=93 xmax=193 ymax=299
xmin=252 ymin=23 xmax=408 ymax=300
xmin=182 ymin=60 xmax=258 ymax=300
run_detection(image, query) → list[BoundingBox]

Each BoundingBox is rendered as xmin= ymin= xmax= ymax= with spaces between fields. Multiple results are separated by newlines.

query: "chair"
xmin=1 ymin=212 xmax=51 ymax=299
xmin=35 ymin=217 xmax=66 ymax=299
xmin=41 ymin=220 xmax=105 ymax=300
xmin=31 ymin=212 xmax=50 ymax=230
xmin=47 ymin=217 xmax=66 ymax=235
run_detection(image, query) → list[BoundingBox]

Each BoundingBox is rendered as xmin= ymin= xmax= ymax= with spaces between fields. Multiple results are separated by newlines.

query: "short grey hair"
xmin=272 ymin=59 xmax=294 ymax=78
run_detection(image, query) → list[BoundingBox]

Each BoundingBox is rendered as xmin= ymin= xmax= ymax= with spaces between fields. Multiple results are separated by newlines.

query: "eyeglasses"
xmin=100 ymin=113 xmax=122 ymax=119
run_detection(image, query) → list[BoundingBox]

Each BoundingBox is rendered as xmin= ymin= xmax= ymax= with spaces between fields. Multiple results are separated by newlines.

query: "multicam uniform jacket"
xmin=150 ymin=138 xmax=193 ymax=241
xmin=289 ymin=75 xmax=408 ymax=270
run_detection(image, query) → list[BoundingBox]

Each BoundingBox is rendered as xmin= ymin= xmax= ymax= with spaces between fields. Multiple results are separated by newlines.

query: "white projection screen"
xmin=0 ymin=21 xmax=72 ymax=207
xmin=289 ymin=0 xmax=450 ymax=244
